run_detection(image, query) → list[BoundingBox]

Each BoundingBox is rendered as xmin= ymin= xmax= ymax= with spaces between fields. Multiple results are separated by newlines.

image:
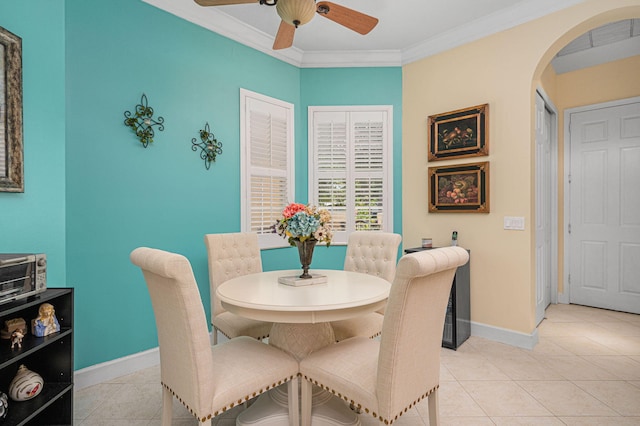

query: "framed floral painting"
xmin=428 ymin=104 xmax=488 ymax=161
xmin=428 ymin=162 xmax=489 ymax=213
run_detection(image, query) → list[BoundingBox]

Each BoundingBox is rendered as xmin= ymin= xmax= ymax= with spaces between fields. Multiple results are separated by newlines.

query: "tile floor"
xmin=74 ymin=303 xmax=640 ymax=425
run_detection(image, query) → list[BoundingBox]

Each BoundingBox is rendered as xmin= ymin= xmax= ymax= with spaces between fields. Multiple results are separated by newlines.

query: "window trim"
xmin=308 ymin=105 xmax=393 ymax=245
xmin=240 ymin=88 xmax=295 ymax=249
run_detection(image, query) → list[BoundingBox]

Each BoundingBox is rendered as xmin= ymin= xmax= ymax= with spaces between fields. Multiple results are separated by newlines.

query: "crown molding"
xmin=300 ymin=50 xmax=402 ymax=68
xmin=143 ymin=0 xmax=586 ymax=68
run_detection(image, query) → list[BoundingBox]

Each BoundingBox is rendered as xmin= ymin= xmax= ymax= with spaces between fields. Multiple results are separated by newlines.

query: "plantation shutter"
xmin=241 ymin=89 xmax=294 ymax=248
xmin=309 ymin=107 xmax=393 ymax=244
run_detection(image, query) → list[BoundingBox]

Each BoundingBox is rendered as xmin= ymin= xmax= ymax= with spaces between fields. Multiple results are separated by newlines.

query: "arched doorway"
xmin=532 ymin=6 xmax=640 ymax=319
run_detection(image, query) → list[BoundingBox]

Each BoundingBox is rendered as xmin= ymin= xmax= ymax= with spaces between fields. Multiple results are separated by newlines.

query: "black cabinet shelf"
xmin=0 ymin=289 xmax=73 ymax=425
xmin=404 ymin=247 xmax=470 ymax=350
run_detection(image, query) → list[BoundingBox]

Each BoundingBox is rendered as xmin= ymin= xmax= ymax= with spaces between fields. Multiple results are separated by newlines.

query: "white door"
xmin=568 ymin=99 xmax=640 ymax=314
xmin=535 ymin=92 xmax=552 ymax=325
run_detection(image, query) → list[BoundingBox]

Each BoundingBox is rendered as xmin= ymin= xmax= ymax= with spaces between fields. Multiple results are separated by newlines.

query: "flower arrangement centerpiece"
xmin=275 ymin=203 xmax=332 ymax=279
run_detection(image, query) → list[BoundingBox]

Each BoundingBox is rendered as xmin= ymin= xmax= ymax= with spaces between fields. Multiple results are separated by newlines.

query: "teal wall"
xmin=2 ymin=0 xmax=402 ymax=370
xmin=299 ymin=68 xmax=404 ymax=264
xmin=0 ymin=1 xmax=67 ymax=286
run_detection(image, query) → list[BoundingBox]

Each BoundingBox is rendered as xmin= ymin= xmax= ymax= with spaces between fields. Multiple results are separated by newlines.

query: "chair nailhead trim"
xmin=301 ymin=375 xmax=439 ymax=425
xmin=162 ymin=374 xmax=295 ymax=423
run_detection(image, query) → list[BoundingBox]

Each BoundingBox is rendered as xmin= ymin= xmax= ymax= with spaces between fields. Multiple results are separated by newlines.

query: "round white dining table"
xmin=216 ymin=269 xmax=391 ymax=426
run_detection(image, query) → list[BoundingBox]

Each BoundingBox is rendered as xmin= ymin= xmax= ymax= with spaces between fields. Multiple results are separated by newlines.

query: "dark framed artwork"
xmin=0 ymin=26 xmax=23 ymax=192
xmin=428 ymin=104 xmax=488 ymax=161
xmin=428 ymin=162 xmax=489 ymax=213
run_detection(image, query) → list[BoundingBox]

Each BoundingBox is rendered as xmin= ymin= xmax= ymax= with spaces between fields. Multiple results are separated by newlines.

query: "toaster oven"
xmin=0 ymin=254 xmax=47 ymax=304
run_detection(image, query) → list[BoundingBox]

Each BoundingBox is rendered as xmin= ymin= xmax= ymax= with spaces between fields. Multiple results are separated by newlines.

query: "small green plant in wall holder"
xmin=123 ymin=93 xmax=165 ymax=148
xmin=192 ymin=122 xmax=223 ymax=170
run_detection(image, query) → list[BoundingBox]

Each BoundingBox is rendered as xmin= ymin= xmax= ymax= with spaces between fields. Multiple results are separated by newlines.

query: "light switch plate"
xmin=504 ymin=216 xmax=525 ymax=230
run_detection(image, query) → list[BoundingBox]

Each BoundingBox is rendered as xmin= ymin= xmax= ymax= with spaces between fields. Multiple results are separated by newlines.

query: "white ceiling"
xmin=143 ymin=0 xmax=639 ymax=70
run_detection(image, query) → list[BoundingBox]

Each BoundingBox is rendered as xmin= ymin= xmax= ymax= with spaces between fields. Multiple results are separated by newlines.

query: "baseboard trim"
xmin=74 ymin=347 xmax=160 ymax=391
xmin=471 ymin=321 xmax=539 ymax=350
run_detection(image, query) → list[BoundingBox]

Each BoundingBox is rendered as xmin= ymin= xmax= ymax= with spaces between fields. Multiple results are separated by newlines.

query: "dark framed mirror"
xmin=0 ymin=25 xmax=23 ymax=192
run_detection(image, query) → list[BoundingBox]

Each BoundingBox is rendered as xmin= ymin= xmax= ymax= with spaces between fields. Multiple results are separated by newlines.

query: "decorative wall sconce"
xmin=192 ymin=122 xmax=223 ymax=170
xmin=123 ymin=94 xmax=165 ymax=148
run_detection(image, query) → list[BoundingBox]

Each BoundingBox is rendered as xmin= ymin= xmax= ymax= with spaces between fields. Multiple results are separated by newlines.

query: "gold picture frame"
xmin=428 ymin=162 xmax=490 ymax=213
xmin=428 ymin=104 xmax=489 ymax=161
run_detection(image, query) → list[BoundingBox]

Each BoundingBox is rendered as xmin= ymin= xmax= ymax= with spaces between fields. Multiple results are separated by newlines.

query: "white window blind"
xmin=309 ymin=107 xmax=393 ymax=244
xmin=241 ymin=89 xmax=294 ymax=249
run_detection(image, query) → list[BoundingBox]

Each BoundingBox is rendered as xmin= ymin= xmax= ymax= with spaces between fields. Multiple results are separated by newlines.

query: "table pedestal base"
xmin=237 ymin=384 xmax=359 ymax=426
xmin=236 ymin=322 xmax=360 ymax=426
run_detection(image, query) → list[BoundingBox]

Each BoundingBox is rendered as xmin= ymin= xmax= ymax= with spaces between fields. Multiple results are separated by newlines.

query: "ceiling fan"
xmin=194 ymin=0 xmax=379 ymax=50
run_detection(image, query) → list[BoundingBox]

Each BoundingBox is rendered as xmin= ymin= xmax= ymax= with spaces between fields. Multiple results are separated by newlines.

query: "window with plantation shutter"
xmin=309 ymin=106 xmax=393 ymax=244
xmin=241 ymin=89 xmax=294 ymax=249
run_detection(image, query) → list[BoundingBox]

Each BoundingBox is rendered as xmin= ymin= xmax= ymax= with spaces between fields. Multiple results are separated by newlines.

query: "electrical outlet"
xmin=504 ymin=216 xmax=525 ymax=230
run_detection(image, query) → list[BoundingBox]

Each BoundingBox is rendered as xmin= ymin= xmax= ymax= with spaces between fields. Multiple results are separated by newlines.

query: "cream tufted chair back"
xmin=343 ymin=231 xmax=402 ymax=283
xmin=205 ymin=233 xmax=272 ymax=344
xmin=300 ymin=247 xmax=470 ymax=426
xmin=331 ymin=231 xmax=402 ymax=341
xmin=131 ymin=247 xmax=299 ymax=425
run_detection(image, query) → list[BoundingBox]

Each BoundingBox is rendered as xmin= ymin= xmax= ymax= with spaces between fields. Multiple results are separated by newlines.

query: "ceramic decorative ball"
xmin=0 ymin=391 xmax=7 ymax=419
xmin=8 ymin=364 xmax=43 ymax=401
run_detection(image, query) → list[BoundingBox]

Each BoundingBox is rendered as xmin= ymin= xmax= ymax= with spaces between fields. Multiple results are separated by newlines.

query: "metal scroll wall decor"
xmin=191 ymin=122 xmax=223 ymax=170
xmin=123 ymin=94 xmax=165 ymax=147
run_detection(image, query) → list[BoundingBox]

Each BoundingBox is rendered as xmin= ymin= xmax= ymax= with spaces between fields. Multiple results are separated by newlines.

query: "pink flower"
xmin=282 ymin=203 xmax=307 ymax=219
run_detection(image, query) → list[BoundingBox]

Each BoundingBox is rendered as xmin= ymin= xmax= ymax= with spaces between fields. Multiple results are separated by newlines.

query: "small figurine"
xmin=10 ymin=329 xmax=25 ymax=349
xmin=8 ymin=365 xmax=43 ymax=401
xmin=31 ymin=303 xmax=60 ymax=337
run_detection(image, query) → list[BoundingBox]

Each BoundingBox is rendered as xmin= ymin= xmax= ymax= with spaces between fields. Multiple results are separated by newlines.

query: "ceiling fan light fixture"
xmin=276 ymin=0 xmax=316 ymax=28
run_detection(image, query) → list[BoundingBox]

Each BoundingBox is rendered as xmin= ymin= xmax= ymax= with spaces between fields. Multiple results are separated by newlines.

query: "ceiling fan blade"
xmin=194 ymin=0 xmax=258 ymax=6
xmin=316 ymin=1 xmax=378 ymax=35
xmin=273 ymin=20 xmax=296 ymax=50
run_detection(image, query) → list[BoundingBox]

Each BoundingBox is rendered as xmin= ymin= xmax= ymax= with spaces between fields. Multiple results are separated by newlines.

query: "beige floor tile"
xmin=489 ymin=354 xmax=565 ymax=381
xmin=83 ymin=382 xmax=162 ymax=421
xmin=559 ymin=416 xmax=640 ymax=425
xmin=545 ymin=336 xmax=620 ymax=356
xmin=516 ymin=380 xmax=617 ymax=417
xmin=491 ymin=416 xmax=564 ymax=425
xmin=440 ymin=364 xmax=456 ymax=381
xmin=442 ymin=354 xmax=510 ymax=381
xmin=597 ymin=321 xmax=640 ymax=336
xmin=439 ymin=417 xmax=495 ymax=425
xmin=464 ymin=337 xmax=526 ymax=358
xmin=74 ymin=382 xmax=125 ymax=420
xmin=76 ymin=420 xmax=152 ymax=426
xmin=416 ymin=381 xmax=485 ymax=418
xmin=585 ymin=334 xmax=640 ymax=355
xmin=581 ymin=355 xmax=640 ymax=380
xmin=527 ymin=339 xmax=575 ymax=357
xmin=459 ymin=381 xmax=551 ymax=417
xmin=536 ymin=355 xmax=620 ymax=380
xmin=573 ymin=380 xmax=640 ymax=416
xmin=72 ymin=304 xmax=640 ymax=425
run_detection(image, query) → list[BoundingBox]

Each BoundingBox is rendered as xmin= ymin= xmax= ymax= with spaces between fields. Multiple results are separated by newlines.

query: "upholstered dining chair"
xmin=130 ymin=247 xmax=299 ymax=426
xmin=300 ymin=246 xmax=469 ymax=426
xmin=331 ymin=231 xmax=402 ymax=341
xmin=204 ymin=232 xmax=273 ymax=344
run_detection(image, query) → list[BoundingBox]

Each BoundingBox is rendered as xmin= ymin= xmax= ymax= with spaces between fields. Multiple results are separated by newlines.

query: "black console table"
xmin=404 ymin=247 xmax=470 ymax=350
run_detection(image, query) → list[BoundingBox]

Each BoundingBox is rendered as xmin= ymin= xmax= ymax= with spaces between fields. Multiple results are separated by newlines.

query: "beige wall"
xmin=402 ymin=0 xmax=640 ymax=335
